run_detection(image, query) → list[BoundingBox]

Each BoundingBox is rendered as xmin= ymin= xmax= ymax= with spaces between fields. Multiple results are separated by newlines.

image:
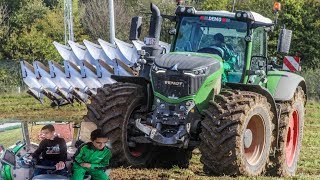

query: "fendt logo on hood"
xmin=164 ymin=81 xmax=183 ymax=86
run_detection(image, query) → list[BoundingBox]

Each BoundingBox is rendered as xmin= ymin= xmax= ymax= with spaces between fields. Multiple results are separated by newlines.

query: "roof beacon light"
xmin=273 ymin=2 xmax=281 ymax=12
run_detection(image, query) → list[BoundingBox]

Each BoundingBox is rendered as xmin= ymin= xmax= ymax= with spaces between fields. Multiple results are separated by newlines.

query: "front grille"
xmin=151 ymin=70 xmax=206 ymax=98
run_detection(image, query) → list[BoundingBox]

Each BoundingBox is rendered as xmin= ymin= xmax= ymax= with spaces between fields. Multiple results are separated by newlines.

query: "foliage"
xmin=279 ymin=0 xmax=320 ymax=68
xmin=78 ymin=0 xmax=131 ymax=42
xmin=0 ymin=60 xmax=22 ymax=93
xmin=0 ymin=0 xmax=87 ymax=62
xmin=201 ymin=0 xmax=231 ymax=10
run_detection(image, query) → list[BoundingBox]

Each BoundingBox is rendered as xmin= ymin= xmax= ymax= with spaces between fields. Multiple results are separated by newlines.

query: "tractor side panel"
xmin=194 ymin=66 xmax=223 ymax=113
xmin=267 ymin=71 xmax=306 ymax=101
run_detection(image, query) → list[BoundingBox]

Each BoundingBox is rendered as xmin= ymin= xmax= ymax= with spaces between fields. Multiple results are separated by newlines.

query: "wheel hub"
xmin=244 ymin=114 xmax=265 ymax=166
xmin=244 ymin=129 xmax=253 ymax=148
xmin=286 ymin=110 xmax=299 ymax=167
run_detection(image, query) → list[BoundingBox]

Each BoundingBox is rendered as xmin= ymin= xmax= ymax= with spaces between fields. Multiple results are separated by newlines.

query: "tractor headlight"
xmin=236 ymin=12 xmax=242 ymax=18
xmin=152 ymin=65 xmax=166 ymax=73
xmin=160 ymin=104 xmax=166 ymax=109
xmin=175 ymin=6 xmax=196 ymax=15
xmin=242 ymin=12 xmax=248 ymax=18
xmin=152 ymin=65 xmax=159 ymax=71
xmin=184 ymin=67 xmax=208 ymax=76
xmin=180 ymin=7 xmax=186 ymax=13
xmin=235 ymin=11 xmax=254 ymax=22
xmin=179 ymin=105 xmax=186 ymax=111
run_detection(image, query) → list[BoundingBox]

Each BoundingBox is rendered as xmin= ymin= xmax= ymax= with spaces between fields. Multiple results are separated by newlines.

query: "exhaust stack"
xmin=139 ymin=3 xmax=164 ymax=79
xmin=148 ymin=3 xmax=162 ymax=46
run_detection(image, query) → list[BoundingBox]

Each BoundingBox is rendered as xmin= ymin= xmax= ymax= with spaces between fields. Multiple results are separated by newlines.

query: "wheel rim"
xmin=286 ymin=110 xmax=299 ymax=167
xmin=244 ymin=114 xmax=265 ymax=166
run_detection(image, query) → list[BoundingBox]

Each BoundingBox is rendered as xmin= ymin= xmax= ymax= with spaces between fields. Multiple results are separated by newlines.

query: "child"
xmin=72 ymin=129 xmax=112 ymax=180
xmin=31 ymin=124 xmax=67 ymax=176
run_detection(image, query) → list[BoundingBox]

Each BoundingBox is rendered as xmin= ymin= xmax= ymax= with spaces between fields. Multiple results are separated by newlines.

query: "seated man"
xmin=31 ymin=124 xmax=67 ymax=176
xmin=209 ymin=33 xmax=237 ymax=82
xmin=71 ymin=129 xmax=112 ymax=180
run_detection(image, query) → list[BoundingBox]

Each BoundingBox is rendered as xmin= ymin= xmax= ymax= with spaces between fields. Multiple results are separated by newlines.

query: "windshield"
xmin=173 ymin=16 xmax=248 ymax=83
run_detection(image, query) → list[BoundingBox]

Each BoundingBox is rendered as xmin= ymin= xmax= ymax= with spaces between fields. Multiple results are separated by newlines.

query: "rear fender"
xmin=267 ymin=71 xmax=307 ymax=102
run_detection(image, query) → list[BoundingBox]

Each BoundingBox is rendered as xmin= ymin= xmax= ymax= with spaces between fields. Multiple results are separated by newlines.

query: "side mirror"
xmin=168 ymin=27 xmax=176 ymax=35
xmin=277 ymin=28 xmax=292 ymax=54
xmin=129 ymin=16 xmax=143 ymax=40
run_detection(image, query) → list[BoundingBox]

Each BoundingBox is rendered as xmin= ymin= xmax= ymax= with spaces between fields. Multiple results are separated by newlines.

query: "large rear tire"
xmin=199 ymin=90 xmax=273 ymax=176
xmin=84 ymin=82 xmax=152 ymax=167
xmin=267 ymin=87 xmax=305 ymax=176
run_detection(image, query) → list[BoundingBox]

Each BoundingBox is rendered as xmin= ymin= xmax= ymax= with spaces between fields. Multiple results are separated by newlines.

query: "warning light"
xmin=273 ymin=2 xmax=281 ymax=12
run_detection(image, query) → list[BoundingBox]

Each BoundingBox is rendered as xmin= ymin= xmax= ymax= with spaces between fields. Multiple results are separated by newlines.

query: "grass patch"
xmin=0 ymin=94 xmax=86 ymax=121
xmin=0 ymin=128 xmax=23 ymax=148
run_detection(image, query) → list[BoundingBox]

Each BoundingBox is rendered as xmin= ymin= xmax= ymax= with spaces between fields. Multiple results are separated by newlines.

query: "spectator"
xmin=31 ymin=124 xmax=67 ymax=176
xmin=72 ymin=129 xmax=112 ymax=180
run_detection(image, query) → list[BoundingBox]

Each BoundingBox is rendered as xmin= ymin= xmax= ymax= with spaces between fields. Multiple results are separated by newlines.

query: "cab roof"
xmin=195 ymin=10 xmax=273 ymax=26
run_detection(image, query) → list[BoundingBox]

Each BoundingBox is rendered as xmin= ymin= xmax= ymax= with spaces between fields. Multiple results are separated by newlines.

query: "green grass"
xmin=0 ymin=94 xmax=320 ymax=179
xmin=0 ymin=128 xmax=23 ymax=148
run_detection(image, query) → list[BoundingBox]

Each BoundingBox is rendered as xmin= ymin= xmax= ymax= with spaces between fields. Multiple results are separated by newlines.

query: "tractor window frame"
xmin=251 ymin=27 xmax=267 ymax=57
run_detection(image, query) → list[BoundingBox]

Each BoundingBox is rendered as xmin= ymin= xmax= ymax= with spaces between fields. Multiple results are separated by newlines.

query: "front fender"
xmin=267 ymin=71 xmax=306 ymax=101
xmin=111 ymin=75 xmax=154 ymax=111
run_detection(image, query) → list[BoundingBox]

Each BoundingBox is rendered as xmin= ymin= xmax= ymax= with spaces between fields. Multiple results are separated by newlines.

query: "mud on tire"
xmin=199 ymin=90 xmax=273 ymax=176
xmin=267 ymin=87 xmax=305 ymax=176
xmin=84 ymin=82 xmax=152 ymax=167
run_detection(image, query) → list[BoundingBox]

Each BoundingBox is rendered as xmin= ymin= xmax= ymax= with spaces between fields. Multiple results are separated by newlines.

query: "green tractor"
xmin=85 ymin=3 xmax=306 ymax=176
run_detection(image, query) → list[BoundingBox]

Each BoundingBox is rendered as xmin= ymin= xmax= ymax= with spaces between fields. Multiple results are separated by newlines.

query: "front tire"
xmin=84 ymin=82 xmax=152 ymax=167
xmin=199 ymin=90 xmax=273 ymax=176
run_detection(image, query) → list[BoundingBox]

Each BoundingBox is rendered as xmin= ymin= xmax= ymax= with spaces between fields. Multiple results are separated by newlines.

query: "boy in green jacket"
xmin=71 ymin=129 xmax=112 ymax=180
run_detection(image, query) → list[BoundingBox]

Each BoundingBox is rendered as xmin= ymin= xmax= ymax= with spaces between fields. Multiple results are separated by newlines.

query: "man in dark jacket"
xmin=71 ymin=129 xmax=112 ymax=180
xmin=31 ymin=124 xmax=67 ymax=176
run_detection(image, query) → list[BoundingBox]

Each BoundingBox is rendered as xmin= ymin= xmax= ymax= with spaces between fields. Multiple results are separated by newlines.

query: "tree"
xmin=0 ymin=5 xmax=9 ymax=59
xmin=279 ymin=0 xmax=320 ymax=68
xmin=79 ymin=0 xmax=132 ymax=42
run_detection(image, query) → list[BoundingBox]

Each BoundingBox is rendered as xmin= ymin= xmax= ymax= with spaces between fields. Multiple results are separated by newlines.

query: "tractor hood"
xmin=154 ymin=53 xmax=220 ymax=71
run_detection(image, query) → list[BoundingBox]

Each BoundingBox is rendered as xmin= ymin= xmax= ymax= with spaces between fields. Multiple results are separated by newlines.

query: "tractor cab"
xmin=170 ymin=6 xmax=275 ymax=83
